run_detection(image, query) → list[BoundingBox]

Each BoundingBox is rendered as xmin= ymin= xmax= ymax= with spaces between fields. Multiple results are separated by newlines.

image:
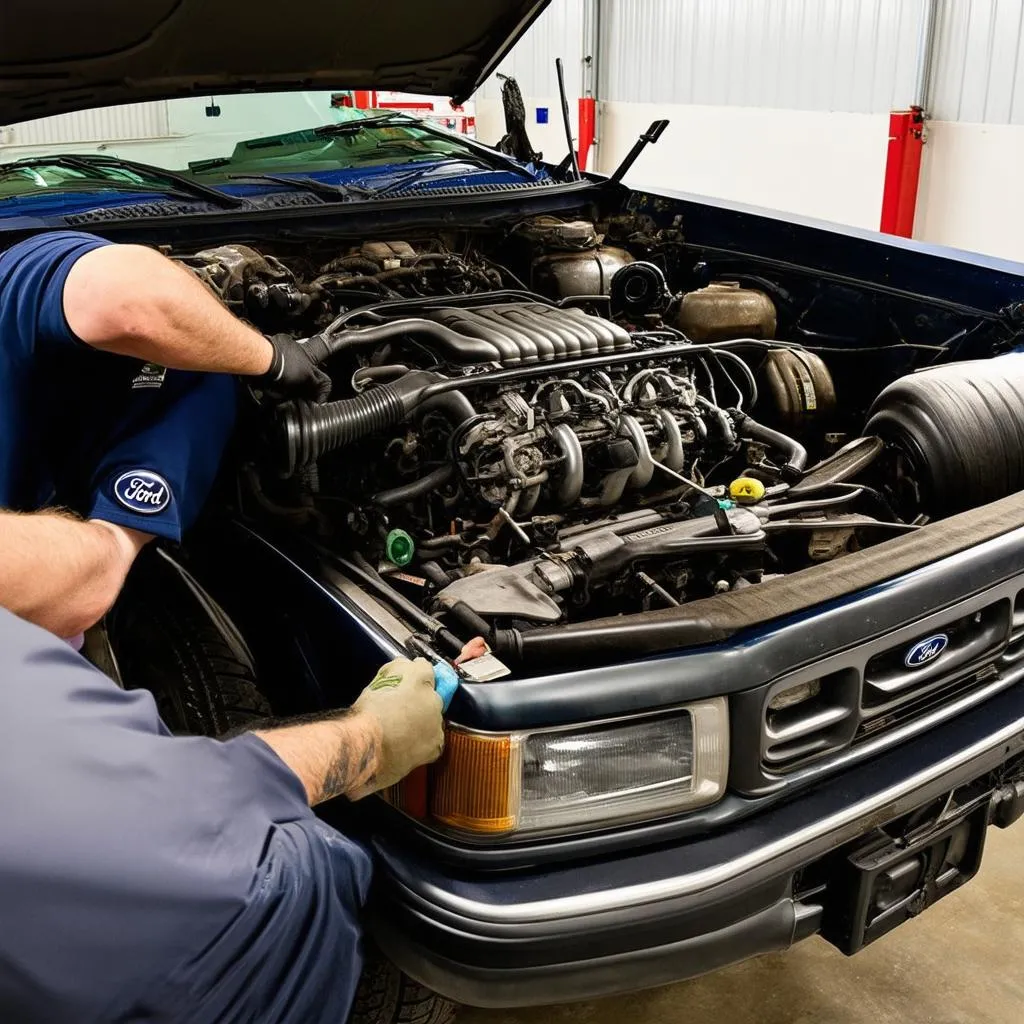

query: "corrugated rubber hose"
xmin=276 ymin=371 xmax=474 ymax=476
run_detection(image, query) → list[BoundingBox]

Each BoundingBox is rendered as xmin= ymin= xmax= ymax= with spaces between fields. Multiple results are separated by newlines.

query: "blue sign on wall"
xmin=536 ymin=107 xmax=549 ymax=124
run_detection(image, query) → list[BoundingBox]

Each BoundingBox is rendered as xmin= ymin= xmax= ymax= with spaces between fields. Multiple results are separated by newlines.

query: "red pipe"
xmin=578 ymin=97 xmax=596 ymax=172
xmin=880 ymin=107 xmax=925 ymax=237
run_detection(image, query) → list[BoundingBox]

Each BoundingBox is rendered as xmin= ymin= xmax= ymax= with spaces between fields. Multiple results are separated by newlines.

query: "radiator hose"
xmin=730 ymin=410 xmax=808 ymax=482
xmin=276 ymin=370 xmax=473 ymax=475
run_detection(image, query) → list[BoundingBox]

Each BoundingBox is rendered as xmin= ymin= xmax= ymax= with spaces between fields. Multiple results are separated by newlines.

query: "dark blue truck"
xmin=4 ymin=2 xmax=1024 ymax=1021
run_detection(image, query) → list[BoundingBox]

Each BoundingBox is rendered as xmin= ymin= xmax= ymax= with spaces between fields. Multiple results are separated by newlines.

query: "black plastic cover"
xmin=866 ymin=354 xmax=1024 ymax=515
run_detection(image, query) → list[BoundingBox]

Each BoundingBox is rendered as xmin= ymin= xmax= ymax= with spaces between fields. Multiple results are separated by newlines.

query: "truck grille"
xmin=1005 ymin=591 xmax=1024 ymax=664
xmin=763 ymin=668 xmax=859 ymax=769
xmin=760 ymin=580 xmax=1024 ymax=774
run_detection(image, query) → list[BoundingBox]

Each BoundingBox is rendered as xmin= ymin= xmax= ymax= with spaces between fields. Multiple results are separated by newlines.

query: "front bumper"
xmin=369 ymin=681 xmax=1024 ymax=1007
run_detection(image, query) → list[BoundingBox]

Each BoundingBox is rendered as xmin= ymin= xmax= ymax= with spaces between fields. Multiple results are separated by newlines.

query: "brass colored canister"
xmin=676 ymin=281 xmax=777 ymax=342
xmin=532 ymin=247 xmax=634 ymax=298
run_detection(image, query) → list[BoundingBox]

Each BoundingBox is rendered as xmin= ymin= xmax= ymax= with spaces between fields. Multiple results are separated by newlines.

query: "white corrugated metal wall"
xmin=598 ymin=0 xmax=922 ymax=113
xmin=482 ymin=0 xmax=1024 ymax=123
xmin=473 ymin=0 xmax=587 ymax=163
xmin=4 ymin=102 xmax=170 ymax=146
xmin=930 ymin=0 xmax=1024 ymax=123
xmin=478 ymin=0 xmax=585 ymax=100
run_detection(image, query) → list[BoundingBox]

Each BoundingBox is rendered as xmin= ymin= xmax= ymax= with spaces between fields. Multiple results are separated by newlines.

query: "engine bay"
xmin=173 ymin=212 xmax=1024 ymax=661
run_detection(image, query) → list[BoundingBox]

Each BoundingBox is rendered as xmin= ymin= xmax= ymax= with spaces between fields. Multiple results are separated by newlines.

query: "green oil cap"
xmin=385 ymin=528 xmax=415 ymax=567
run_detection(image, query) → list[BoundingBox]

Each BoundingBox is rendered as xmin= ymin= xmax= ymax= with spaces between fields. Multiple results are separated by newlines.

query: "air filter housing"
xmin=865 ymin=354 xmax=1024 ymax=515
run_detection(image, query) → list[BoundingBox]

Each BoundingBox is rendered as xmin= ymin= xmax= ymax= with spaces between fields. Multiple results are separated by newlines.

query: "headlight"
xmin=424 ymin=699 xmax=729 ymax=839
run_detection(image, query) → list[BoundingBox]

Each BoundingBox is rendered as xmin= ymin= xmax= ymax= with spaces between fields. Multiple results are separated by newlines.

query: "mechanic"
xmin=0 ymin=229 xmax=329 ymax=639
xmin=0 ymin=231 xmax=447 ymax=1022
xmin=0 ymin=604 xmax=444 ymax=1022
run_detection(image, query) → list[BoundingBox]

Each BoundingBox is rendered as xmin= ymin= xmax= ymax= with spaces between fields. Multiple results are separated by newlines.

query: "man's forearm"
xmin=252 ymin=711 xmax=383 ymax=806
xmin=251 ymin=657 xmax=443 ymax=806
xmin=0 ymin=510 xmax=150 ymax=637
xmin=62 ymin=244 xmax=274 ymax=376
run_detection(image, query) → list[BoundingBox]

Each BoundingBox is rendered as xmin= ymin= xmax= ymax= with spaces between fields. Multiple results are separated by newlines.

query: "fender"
xmin=109 ymin=543 xmax=256 ymax=680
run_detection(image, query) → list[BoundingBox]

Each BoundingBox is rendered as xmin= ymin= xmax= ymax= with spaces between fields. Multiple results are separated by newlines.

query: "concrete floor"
xmin=461 ymin=821 xmax=1024 ymax=1024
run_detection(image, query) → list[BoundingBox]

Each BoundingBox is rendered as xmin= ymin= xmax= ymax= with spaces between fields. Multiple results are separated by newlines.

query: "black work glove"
xmin=257 ymin=333 xmax=332 ymax=402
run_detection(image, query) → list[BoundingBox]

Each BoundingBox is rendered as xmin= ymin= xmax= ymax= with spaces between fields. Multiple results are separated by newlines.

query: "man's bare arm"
xmin=253 ymin=711 xmax=382 ymax=805
xmin=253 ymin=658 xmax=444 ymax=806
xmin=0 ymin=510 xmax=150 ymax=637
xmin=61 ymin=244 xmax=274 ymax=375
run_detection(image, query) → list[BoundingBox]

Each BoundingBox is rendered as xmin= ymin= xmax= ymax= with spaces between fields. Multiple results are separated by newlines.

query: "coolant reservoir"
xmin=676 ymin=282 xmax=777 ymax=342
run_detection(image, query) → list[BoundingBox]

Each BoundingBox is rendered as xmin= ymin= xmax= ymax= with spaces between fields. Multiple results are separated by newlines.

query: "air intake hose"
xmin=730 ymin=410 xmax=808 ymax=482
xmin=277 ymin=370 xmax=454 ymax=475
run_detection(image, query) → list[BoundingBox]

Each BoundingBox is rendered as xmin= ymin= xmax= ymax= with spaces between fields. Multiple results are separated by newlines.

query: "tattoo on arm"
xmin=318 ymin=729 xmax=379 ymax=804
xmin=247 ymin=707 xmax=382 ymax=806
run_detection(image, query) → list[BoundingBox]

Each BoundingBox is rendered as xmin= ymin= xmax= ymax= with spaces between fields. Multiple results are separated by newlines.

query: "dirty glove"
xmin=350 ymin=657 xmax=444 ymax=797
xmin=256 ymin=333 xmax=332 ymax=402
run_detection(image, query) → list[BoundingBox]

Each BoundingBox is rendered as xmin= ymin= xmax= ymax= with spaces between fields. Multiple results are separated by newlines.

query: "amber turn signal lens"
xmin=430 ymin=728 xmax=520 ymax=834
xmin=381 ymin=765 xmax=429 ymax=819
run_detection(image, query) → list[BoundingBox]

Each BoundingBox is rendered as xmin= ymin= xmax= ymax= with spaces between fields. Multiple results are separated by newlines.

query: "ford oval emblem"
xmin=904 ymin=633 xmax=949 ymax=669
xmin=113 ymin=470 xmax=171 ymax=515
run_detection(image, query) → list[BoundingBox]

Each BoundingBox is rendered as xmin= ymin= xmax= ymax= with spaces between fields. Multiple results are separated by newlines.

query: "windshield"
xmin=187 ymin=114 xmax=481 ymax=178
xmin=0 ymin=161 xmax=156 ymax=198
xmin=0 ymin=91 xmax=544 ymax=211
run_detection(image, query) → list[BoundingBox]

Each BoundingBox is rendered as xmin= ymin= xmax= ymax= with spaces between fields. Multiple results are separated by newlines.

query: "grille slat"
xmin=765 ymin=704 xmax=852 ymax=744
xmin=761 ymin=586 xmax=1024 ymax=775
xmin=761 ymin=669 xmax=860 ymax=770
xmin=763 ymin=735 xmax=844 ymax=767
xmin=1005 ymin=593 xmax=1024 ymax=664
xmin=856 ymin=599 xmax=1011 ymax=740
xmin=856 ymin=666 xmax=1000 ymax=740
xmin=861 ymin=603 xmax=1008 ymax=712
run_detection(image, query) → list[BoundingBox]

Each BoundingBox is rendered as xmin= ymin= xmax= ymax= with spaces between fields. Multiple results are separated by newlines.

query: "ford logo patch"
xmin=904 ymin=633 xmax=949 ymax=669
xmin=113 ymin=470 xmax=171 ymax=515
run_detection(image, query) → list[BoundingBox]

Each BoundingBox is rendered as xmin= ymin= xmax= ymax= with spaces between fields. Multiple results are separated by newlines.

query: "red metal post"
xmin=352 ymin=90 xmax=378 ymax=110
xmin=374 ymin=101 xmax=434 ymax=111
xmin=880 ymin=107 xmax=925 ymax=237
xmin=577 ymin=97 xmax=596 ymax=171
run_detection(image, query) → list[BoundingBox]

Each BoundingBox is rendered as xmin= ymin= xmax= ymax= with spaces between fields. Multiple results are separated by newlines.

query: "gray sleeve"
xmin=0 ymin=609 xmax=372 ymax=1024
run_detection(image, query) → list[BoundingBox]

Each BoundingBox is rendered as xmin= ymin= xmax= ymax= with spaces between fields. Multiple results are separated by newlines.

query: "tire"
xmin=110 ymin=577 xmax=270 ymax=736
xmin=349 ymin=946 xmax=457 ymax=1024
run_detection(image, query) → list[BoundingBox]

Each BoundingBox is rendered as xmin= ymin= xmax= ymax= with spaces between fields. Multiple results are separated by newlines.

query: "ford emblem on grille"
xmin=904 ymin=633 xmax=949 ymax=668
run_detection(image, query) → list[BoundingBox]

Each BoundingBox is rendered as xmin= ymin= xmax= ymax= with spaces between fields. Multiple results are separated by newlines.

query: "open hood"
xmin=0 ymin=0 xmax=550 ymax=123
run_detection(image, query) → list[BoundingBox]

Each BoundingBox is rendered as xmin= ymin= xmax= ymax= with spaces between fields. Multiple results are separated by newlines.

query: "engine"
xmin=269 ymin=288 xmax=789 ymax=614
xmin=174 ymin=219 xmax=1024 ymax=658
xmin=456 ymin=364 xmax=703 ymax=514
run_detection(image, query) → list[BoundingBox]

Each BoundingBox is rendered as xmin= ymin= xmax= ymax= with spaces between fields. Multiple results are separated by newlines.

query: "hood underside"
xmin=0 ymin=0 xmax=550 ymax=123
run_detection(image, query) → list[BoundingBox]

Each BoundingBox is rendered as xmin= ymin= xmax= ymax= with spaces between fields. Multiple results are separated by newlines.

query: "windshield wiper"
xmin=313 ymin=113 xmax=538 ymax=179
xmin=69 ymin=154 xmax=245 ymax=208
xmin=371 ymin=157 xmax=514 ymax=197
xmin=0 ymin=182 xmax=204 ymax=205
xmin=0 ymin=155 xmax=244 ymax=209
xmin=313 ymin=112 xmax=413 ymax=136
xmin=225 ymin=173 xmax=373 ymax=202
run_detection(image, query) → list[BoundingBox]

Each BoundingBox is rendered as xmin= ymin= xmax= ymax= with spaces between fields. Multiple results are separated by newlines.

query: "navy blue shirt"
xmin=0 ymin=231 xmax=237 ymax=540
xmin=0 ymin=607 xmax=372 ymax=1023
